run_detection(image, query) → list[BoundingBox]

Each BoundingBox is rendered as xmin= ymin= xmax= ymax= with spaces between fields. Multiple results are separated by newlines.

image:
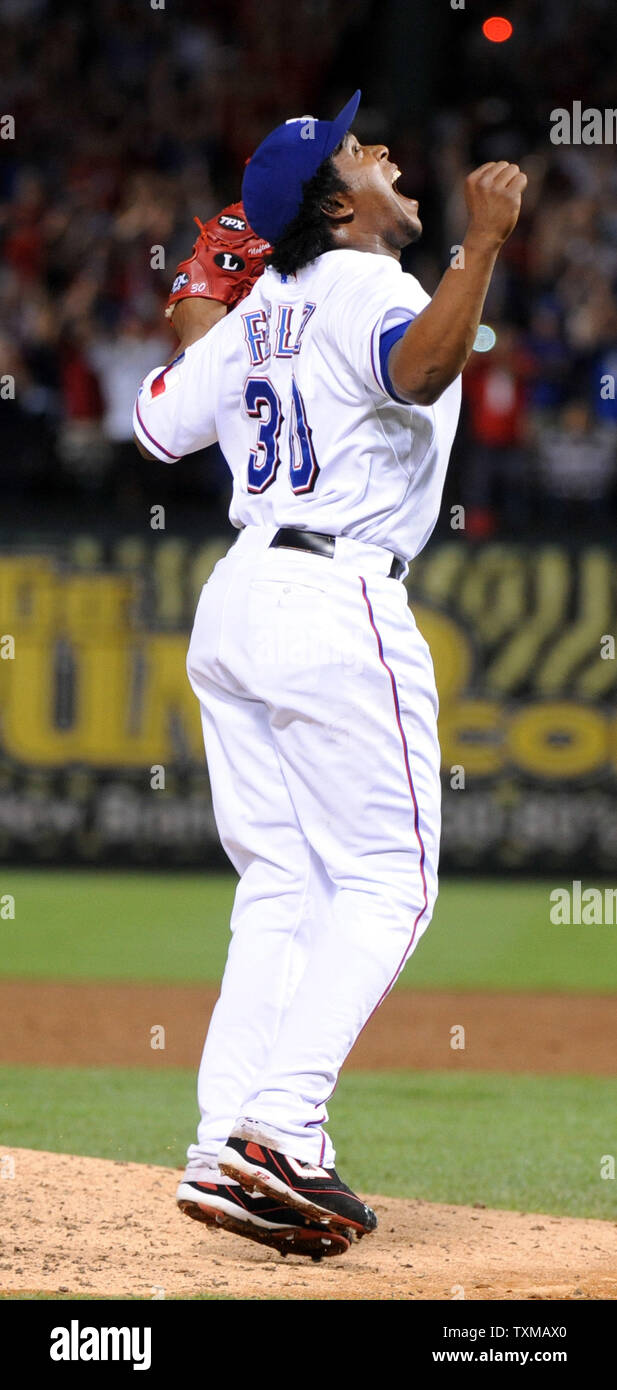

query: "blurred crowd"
xmin=438 ymin=134 xmax=617 ymax=537
xmin=2 ymin=0 xmax=617 ymax=535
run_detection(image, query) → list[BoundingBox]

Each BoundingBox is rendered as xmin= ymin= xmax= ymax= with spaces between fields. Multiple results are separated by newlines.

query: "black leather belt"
xmin=270 ymin=528 xmax=406 ymax=580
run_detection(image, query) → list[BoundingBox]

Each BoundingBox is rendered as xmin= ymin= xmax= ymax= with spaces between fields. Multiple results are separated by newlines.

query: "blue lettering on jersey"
xmin=294 ymin=301 xmax=317 ymax=352
xmin=242 ymin=301 xmax=317 ymax=365
xmin=290 ymin=378 xmax=319 ymax=493
xmin=244 ymin=377 xmax=283 ymax=492
xmin=273 ymin=301 xmax=317 ymax=359
xmin=242 ymin=310 xmax=271 ymax=366
xmin=243 ymin=375 xmax=319 ymax=495
xmin=275 ymin=305 xmax=295 ymax=357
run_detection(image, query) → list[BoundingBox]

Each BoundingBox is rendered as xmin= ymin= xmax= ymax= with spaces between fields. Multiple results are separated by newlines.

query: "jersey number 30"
xmin=245 ymin=378 xmax=319 ymax=495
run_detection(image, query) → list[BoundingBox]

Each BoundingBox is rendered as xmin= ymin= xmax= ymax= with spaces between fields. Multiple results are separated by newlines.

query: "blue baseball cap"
xmin=242 ymin=90 xmax=361 ymax=245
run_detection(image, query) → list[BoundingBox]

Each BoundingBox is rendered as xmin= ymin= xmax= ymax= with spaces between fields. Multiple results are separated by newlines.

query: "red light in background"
xmin=482 ymin=16 xmax=513 ymax=43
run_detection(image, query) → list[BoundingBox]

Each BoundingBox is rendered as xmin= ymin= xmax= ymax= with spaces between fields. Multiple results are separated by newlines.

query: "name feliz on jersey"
xmin=242 ymin=301 xmax=317 ymax=366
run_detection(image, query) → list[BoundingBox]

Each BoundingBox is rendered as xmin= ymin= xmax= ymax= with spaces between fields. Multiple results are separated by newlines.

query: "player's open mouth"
xmin=391 ymin=169 xmax=419 ymax=211
xmin=389 ymin=170 xmax=419 ymax=211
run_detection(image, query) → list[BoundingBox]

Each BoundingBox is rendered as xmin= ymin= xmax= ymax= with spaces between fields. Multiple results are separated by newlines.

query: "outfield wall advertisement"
xmin=1 ymin=536 xmax=616 ymax=870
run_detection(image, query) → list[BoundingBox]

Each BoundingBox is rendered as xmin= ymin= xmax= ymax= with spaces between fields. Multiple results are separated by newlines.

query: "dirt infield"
xmin=1 ymin=1149 xmax=615 ymax=1300
xmin=2 ymin=979 xmax=616 ymax=1073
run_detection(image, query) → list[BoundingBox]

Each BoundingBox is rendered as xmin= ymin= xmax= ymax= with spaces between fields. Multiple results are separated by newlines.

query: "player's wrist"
xmin=166 ymin=295 xmax=228 ymax=319
xmin=463 ymin=225 xmax=503 ymax=255
xmin=167 ymin=296 xmax=227 ymax=351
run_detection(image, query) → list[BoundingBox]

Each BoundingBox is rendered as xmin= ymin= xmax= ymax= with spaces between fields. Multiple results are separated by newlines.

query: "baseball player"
xmin=134 ymin=90 xmax=526 ymax=1260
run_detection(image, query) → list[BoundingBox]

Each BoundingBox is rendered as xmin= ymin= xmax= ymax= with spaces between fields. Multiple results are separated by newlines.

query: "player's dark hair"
xmin=268 ymin=147 xmax=349 ymax=276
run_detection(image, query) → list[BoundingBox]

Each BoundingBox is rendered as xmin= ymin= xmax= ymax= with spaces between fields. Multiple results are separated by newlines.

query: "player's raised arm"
xmin=133 ymin=202 xmax=271 ymax=459
xmin=388 ymin=161 xmax=527 ymax=406
xmin=167 ymin=297 xmax=227 ymax=352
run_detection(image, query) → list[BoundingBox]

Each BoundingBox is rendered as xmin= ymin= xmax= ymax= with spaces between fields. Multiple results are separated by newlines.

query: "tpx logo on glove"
xmin=218 ymin=214 xmax=247 ymax=231
xmin=213 ymin=252 xmax=246 ymax=272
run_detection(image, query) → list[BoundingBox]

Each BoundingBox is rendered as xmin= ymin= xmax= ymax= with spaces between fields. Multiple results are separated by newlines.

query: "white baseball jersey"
xmin=133 ymin=249 xmax=461 ymax=562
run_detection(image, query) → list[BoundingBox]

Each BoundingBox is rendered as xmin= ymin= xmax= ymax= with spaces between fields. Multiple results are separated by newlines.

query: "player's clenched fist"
xmin=464 ymin=161 xmax=527 ymax=246
xmin=165 ymin=201 xmax=271 ymax=320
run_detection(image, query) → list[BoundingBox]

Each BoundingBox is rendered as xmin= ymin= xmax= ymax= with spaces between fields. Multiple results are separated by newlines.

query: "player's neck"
xmin=333 ymin=229 xmax=402 ymax=261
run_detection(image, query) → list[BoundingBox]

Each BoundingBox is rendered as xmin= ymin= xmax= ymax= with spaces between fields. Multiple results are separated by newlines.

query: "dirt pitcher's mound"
xmin=1 ymin=1149 xmax=616 ymax=1300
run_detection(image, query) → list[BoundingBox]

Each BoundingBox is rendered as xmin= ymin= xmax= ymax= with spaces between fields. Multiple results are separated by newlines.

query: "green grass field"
xmin=1 ymin=1064 xmax=616 ymax=1220
xmin=2 ymin=870 xmax=617 ymax=991
xmin=2 ymin=871 xmax=616 ymax=1230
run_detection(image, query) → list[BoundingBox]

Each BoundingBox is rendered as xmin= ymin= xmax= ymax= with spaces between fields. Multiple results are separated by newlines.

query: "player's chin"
xmin=402 ymin=214 xmax=422 ymax=243
xmin=391 ymin=193 xmax=422 ymax=244
xmin=392 ymin=208 xmax=422 ymax=247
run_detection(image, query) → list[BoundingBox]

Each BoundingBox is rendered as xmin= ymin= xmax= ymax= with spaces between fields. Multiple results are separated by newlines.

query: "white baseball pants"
xmin=185 ymin=524 xmax=441 ymax=1172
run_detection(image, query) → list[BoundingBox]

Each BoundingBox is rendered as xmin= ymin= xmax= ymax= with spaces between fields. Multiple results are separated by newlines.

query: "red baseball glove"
xmin=165 ymin=202 xmax=271 ymax=318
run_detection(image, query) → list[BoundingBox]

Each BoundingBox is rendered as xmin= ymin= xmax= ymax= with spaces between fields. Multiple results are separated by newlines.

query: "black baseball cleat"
xmin=218 ymin=1128 xmax=378 ymax=1240
xmin=176 ymin=1178 xmax=350 ymax=1259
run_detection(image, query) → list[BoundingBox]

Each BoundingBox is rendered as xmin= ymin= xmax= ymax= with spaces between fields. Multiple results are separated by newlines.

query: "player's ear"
xmin=320 ymin=192 xmax=354 ymax=224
